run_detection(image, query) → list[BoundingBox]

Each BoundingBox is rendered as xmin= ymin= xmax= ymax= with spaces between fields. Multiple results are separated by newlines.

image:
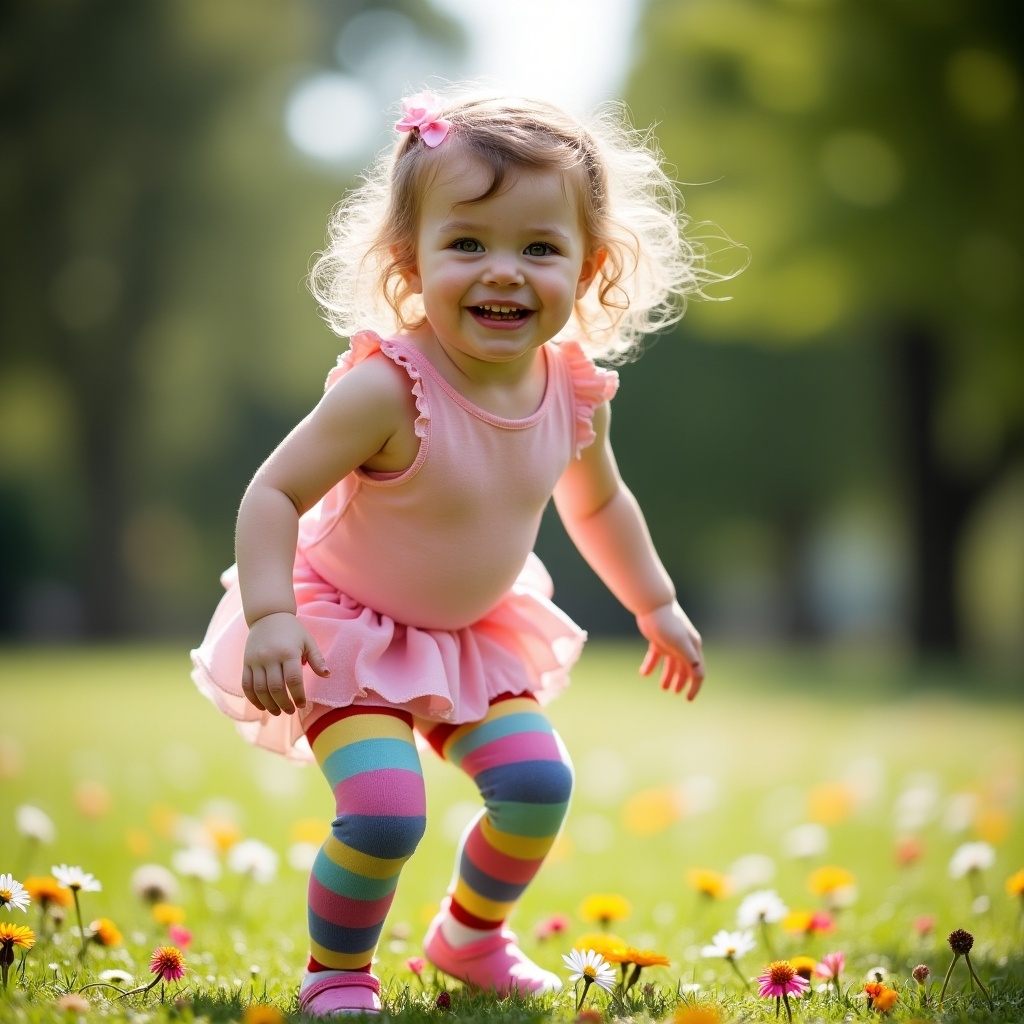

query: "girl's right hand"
xmin=241 ymin=612 xmax=330 ymax=716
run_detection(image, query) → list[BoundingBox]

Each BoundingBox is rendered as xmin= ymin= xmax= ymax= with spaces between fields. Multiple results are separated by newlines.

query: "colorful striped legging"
xmin=304 ymin=694 xmax=573 ymax=971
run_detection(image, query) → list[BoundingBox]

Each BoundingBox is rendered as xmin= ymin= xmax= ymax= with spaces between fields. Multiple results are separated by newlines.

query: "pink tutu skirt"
xmin=190 ymin=553 xmax=585 ymax=762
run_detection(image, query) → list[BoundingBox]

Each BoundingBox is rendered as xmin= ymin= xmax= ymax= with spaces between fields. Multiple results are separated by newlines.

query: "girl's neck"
xmin=401 ymin=327 xmax=548 ymax=420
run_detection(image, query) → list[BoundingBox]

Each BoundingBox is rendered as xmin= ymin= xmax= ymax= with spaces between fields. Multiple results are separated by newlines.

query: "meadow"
xmin=0 ymin=642 xmax=1021 ymax=1023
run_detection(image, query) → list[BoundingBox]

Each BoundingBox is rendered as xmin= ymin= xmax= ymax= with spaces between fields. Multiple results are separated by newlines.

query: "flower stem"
xmin=71 ymin=889 xmax=88 ymax=960
xmin=964 ymin=954 xmax=994 ymax=1011
xmin=759 ymin=919 xmax=776 ymax=959
xmin=938 ymin=954 xmax=960 ymax=1005
xmin=576 ymin=976 xmax=594 ymax=1012
xmin=782 ymin=993 xmax=793 ymax=1023
xmin=1 ymin=962 xmax=9 ymax=990
xmin=727 ymin=957 xmax=751 ymax=992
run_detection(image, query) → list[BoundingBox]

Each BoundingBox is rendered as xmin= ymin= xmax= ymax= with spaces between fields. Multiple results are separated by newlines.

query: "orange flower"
xmin=89 ymin=918 xmax=123 ymax=947
xmin=573 ymin=933 xmax=628 ymax=961
xmin=243 ymin=1005 xmax=286 ymax=1024
xmin=865 ymin=984 xmax=899 ymax=1012
xmin=687 ymin=868 xmax=731 ymax=900
xmin=622 ymin=947 xmax=670 ymax=968
xmin=673 ymin=1005 xmax=723 ymax=1024
xmin=0 ymin=922 xmax=36 ymax=952
xmin=22 ymin=876 xmax=73 ymax=909
xmin=578 ymin=894 xmax=631 ymax=928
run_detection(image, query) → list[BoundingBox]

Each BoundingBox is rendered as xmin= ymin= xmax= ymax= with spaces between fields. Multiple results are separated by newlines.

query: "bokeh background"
xmin=2 ymin=0 xmax=1022 ymax=681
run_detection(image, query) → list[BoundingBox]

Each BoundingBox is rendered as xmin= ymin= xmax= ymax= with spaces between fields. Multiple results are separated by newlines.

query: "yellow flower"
xmin=1006 ymin=868 xmax=1024 ymax=897
xmin=687 ymin=868 xmax=732 ymax=900
xmin=623 ymin=787 xmax=681 ymax=835
xmin=152 ymin=903 xmax=186 ymax=925
xmin=807 ymin=865 xmax=855 ymax=896
xmin=573 ymin=933 xmax=628 ymax=961
xmin=578 ymin=893 xmax=631 ymax=927
xmin=0 ymin=921 xmax=36 ymax=952
xmin=789 ymin=955 xmax=816 ymax=980
xmin=808 ymin=782 xmax=855 ymax=825
xmin=673 ymin=1005 xmax=723 ymax=1024
xmin=204 ymin=817 xmax=243 ymax=853
xmin=243 ymin=1005 xmax=286 ymax=1024
xmin=621 ymin=947 xmax=671 ymax=968
xmin=89 ymin=917 xmax=123 ymax=947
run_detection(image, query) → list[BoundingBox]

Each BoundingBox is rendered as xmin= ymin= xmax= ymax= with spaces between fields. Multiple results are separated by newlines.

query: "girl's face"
xmin=402 ymin=152 xmax=602 ymax=371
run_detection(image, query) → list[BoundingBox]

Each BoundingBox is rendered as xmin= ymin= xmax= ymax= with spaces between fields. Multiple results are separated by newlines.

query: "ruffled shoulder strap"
xmin=325 ymin=330 xmax=429 ymax=440
xmin=557 ymin=340 xmax=620 ymax=457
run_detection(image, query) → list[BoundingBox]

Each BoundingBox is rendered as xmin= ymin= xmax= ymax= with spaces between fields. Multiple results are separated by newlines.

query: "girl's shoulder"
xmin=553 ymin=340 xmax=620 ymax=456
xmin=323 ymin=329 xmax=429 ymax=440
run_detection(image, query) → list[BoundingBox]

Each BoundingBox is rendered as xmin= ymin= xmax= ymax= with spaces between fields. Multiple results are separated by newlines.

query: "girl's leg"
xmin=301 ymin=706 xmax=427 ymax=1010
xmin=419 ymin=693 xmax=573 ymax=994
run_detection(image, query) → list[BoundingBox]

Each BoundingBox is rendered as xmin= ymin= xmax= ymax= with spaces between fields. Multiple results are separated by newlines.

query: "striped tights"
xmin=303 ymin=694 xmax=572 ymax=974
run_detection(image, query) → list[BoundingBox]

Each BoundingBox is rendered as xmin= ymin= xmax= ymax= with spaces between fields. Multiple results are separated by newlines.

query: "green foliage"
xmin=0 ymin=643 xmax=1022 ymax=1021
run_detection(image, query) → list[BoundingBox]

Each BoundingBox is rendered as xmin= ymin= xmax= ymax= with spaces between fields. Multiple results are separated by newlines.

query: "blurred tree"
xmin=625 ymin=0 xmax=1023 ymax=654
xmin=0 ymin=0 xmax=460 ymax=637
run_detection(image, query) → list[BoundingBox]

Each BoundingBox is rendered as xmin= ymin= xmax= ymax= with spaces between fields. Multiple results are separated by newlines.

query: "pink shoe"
xmin=423 ymin=908 xmax=562 ymax=996
xmin=298 ymin=973 xmax=381 ymax=1016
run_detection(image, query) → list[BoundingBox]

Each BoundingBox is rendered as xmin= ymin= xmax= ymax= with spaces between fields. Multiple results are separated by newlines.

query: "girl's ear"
xmin=575 ymin=247 xmax=607 ymax=300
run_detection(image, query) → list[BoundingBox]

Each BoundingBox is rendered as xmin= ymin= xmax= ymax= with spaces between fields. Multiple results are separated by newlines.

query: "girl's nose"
xmin=482 ymin=255 xmax=525 ymax=286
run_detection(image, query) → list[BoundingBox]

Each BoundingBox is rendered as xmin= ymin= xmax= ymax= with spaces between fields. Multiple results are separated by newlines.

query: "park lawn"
xmin=0 ymin=641 xmax=1021 ymax=1022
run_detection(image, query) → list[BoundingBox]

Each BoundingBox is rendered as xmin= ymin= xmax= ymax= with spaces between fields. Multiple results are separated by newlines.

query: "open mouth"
xmin=470 ymin=303 xmax=532 ymax=323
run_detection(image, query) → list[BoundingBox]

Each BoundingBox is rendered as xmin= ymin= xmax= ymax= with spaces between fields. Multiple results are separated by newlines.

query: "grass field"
xmin=0 ymin=642 xmax=1022 ymax=1022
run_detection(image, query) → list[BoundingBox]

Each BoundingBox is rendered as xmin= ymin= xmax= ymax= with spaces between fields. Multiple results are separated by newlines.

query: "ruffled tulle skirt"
xmin=190 ymin=553 xmax=585 ymax=762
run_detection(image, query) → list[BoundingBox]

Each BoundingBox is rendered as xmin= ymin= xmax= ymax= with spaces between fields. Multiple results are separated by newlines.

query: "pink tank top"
xmin=296 ymin=331 xmax=618 ymax=632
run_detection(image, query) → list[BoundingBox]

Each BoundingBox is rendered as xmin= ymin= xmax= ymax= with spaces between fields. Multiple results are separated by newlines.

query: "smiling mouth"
xmin=470 ymin=303 xmax=532 ymax=322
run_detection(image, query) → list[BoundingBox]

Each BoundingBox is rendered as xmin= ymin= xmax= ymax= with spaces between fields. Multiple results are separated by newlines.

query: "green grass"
xmin=0 ymin=642 xmax=1022 ymax=1022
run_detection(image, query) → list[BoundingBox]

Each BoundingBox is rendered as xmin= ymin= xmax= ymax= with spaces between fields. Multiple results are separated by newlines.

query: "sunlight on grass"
xmin=0 ymin=642 xmax=1021 ymax=1021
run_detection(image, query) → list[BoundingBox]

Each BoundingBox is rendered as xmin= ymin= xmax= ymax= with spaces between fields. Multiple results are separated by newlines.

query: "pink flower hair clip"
xmin=395 ymin=92 xmax=451 ymax=148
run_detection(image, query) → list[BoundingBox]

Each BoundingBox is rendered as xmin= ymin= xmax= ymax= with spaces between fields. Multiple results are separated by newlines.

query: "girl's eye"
xmin=451 ymin=238 xmax=484 ymax=253
xmin=524 ymin=242 xmax=557 ymax=257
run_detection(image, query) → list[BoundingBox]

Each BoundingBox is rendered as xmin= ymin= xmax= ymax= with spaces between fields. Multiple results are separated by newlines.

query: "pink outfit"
xmin=190 ymin=330 xmax=618 ymax=761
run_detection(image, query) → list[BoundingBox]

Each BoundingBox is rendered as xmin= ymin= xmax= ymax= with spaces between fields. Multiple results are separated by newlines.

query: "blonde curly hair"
xmin=309 ymin=88 xmax=729 ymax=363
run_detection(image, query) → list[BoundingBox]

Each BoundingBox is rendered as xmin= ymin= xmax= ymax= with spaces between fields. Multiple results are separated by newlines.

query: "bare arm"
xmin=237 ymin=355 xmax=414 ymax=715
xmin=553 ymin=402 xmax=704 ymax=700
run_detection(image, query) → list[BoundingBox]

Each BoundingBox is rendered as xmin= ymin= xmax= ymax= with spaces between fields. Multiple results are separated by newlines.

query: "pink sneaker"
xmin=423 ymin=909 xmax=562 ymax=996
xmin=298 ymin=972 xmax=381 ymax=1016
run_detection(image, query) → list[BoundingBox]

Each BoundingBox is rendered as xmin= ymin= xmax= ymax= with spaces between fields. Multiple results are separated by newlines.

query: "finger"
xmin=251 ymin=666 xmax=277 ymax=715
xmin=241 ymin=666 xmax=265 ymax=711
xmin=264 ymin=665 xmax=294 ymax=715
xmin=640 ymin=644 xmax=660 ymax=677
xmin=302 ymin=639 xmax=331 ymax=679
xmin=686 ymin=660 xmax=705 ymax=701
xmin=283 ymin=657 xmax=307 ymax=711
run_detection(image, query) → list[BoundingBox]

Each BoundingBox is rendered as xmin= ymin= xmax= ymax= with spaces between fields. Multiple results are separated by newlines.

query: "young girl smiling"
xmin=192 ymin=88 xmax=721 ymax=1015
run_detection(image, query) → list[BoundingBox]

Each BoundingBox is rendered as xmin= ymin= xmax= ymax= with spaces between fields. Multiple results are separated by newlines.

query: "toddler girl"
xmin=192 ymin=88 xmax=718 ymax=1015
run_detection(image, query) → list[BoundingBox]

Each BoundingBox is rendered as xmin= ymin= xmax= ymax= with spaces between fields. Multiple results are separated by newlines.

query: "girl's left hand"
xmin=636 ymin=601 xmax=704 ymax=701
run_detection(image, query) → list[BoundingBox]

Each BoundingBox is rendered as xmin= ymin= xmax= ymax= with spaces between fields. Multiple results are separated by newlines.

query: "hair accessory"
xmin=395 ymin=92 xmax=451 ymax=148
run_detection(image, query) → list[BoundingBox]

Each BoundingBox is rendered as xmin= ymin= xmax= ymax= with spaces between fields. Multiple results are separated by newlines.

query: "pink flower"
xmin=534 ymin=913 xmax=570 ymax=941
xmin=913 ymin=914 xmax=935 ymax=937
xmin=405 ymin=956 xmax=426 ymax=976
xmin=149 ymin=945 xmax=186 ymax=982
xmin=168 ymin=924 xmax=192 ymax=949
xmin=394 ymin=93 xmax=451 ymax=148
xmin=814 ymin=951 xmax=845 ymax=980
xmin=758 ymin=960 xmax=810 ymax=999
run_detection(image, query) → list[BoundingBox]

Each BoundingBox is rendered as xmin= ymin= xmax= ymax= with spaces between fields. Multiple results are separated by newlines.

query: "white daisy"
xmin=949 ymin=841 xmax=996 ymax=879
xmin=701 ymin=929 xmax=756 ymax=960
xmin=130 ymin=864 xmax=179 ymax=904
xmin=562 ymin=948 xmax=617 ymax=993
xmin=227 ymin=839 xmax=279 ymax=884
xmin=51 ymin=864 xmax=102 ymax=893
xmin=16 ymin=804 xmax=56 ymax=843
xmin=736 ymin=888 xmax=788 ymax=927
xmin=98 ymin=969 xmax=135 ymax=986
xmin=172 ymin=845 xmax=222 ymax=883
xmin=0 ymin=873 xmax=31 ymax=912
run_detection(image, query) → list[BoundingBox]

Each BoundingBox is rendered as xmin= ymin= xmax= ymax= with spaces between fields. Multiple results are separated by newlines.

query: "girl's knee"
xmin=479 ymin=756 xmax=574 ymax=807
xmin=331 ymin=810 xmax=427 ymax=861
